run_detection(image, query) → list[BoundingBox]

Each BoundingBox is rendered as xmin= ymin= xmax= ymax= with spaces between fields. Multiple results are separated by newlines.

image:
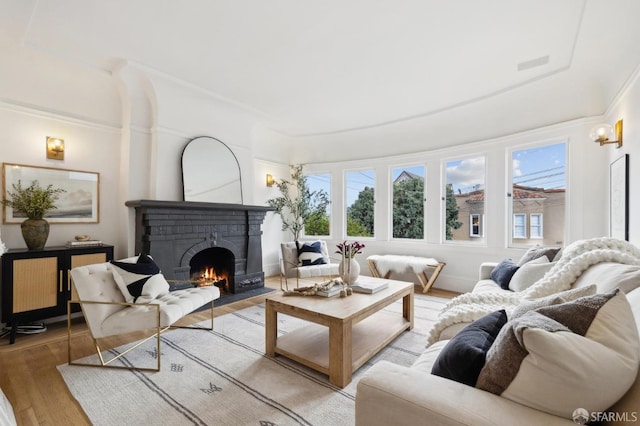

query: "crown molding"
xmin=0 ymin=97 xmax=120 ymax=133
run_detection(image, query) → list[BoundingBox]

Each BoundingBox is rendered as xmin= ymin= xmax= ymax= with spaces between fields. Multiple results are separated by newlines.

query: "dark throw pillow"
xmin=296 ymin=241 xmax=327 ymax=266
xmin=110 ymin=253 xmax=169 ymax=303
xmin=490 ymin=259 xmax=520 ymax=290
xmin=431 ymin=310 xmax=508 ymax=386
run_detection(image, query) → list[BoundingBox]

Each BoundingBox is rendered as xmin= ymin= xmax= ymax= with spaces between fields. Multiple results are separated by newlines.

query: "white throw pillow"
xmin=110 ymin=254 xmax=170 ymax=304
xmin=133 ymin=273 xmax=171 ymax=304
xmin=477 ymin=290 xmax=640 ymax=419
xmin=508 ymin=256 xmax=554 ymax=292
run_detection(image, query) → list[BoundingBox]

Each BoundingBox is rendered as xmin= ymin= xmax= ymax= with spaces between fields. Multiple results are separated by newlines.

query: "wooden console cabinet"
xmin=1 ymin=245 xmax=114 ymax=344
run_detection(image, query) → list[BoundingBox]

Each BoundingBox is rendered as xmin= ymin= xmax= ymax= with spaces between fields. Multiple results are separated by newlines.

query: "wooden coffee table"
xmin=265 ymin=276 xmax=414 ymax=387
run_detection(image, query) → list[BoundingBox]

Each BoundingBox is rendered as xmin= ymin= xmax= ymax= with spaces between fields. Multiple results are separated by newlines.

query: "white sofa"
xmin=356 ymin=250 xmax=640 ymax=426
xmin=0 ymin=387 xmax=16 ymax=426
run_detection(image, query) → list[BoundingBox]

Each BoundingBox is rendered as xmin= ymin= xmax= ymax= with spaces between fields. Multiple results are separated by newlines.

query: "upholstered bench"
xmin=367 ymin=254 xmax=445 ymax=293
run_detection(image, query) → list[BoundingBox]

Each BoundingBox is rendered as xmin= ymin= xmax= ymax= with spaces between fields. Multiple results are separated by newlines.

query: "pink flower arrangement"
xmin=336 ymin=241 xmax=365 ymax=259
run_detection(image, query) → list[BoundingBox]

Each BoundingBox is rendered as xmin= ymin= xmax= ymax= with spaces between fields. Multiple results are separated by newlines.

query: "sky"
xmin=446 ymin=142 xmax=566 ymax=193
xmin=511 ymin=142 xmax=566 ymax=190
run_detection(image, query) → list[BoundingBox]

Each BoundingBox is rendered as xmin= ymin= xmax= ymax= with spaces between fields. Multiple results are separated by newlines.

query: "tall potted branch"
xmin=2 ymin=180 xmax=65 ymax=250
xmin=267 ymin=164 xmax=329 ymax=241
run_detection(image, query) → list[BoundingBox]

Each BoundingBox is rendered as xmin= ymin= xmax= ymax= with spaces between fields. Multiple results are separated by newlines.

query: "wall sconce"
xmin=266 ymin=174 xmax=275 ymax=187
xmin=589 ymin=120 xmax=623 ymax=148
xmin=46 ymin=136 xmax=65 ymax=160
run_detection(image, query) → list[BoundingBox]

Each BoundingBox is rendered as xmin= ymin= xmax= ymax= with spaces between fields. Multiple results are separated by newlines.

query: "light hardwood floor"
xmin=0 ymin=276 xmax=456 ymax=425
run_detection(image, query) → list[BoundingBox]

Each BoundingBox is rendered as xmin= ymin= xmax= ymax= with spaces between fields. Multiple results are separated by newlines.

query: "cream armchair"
xmin=280 ymin=241 xmax=340 ymax=289
xmin=67 ymin=258 xmax=220 ymax=371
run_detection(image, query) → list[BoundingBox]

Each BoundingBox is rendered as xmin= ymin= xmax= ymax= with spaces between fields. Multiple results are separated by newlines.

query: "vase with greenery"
xmin=266 ymin=164 xmax=329 ymax=241
xmin=2 ymin=180 xmax=65 ymax=250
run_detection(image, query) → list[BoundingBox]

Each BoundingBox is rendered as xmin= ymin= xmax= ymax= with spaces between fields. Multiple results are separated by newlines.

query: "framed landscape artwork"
xmin=609 ymin=154 xmax=629 ymax=241
xmin=2 ymin=163 xmax=100 ymax=224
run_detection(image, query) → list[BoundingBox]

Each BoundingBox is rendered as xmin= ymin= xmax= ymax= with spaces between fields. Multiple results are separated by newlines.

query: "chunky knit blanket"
xmin=426 ymin=237 xmax=640 ymax=345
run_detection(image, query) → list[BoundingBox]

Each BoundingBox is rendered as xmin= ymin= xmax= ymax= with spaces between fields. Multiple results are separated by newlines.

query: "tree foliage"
xmin=445 ymin=184 xmax=462 ymax=239
xmin=266 ymin=164 xmax=330 ymax=240
xmin=392 ymin=177 xmax=424 ymax=239
xmin=346 ymin=216 xmax=370 ymax=237
xmin=347 ymin=186 xmax=374 ymax=237
xmin=305 ymin=211 xmax=329 ymax=236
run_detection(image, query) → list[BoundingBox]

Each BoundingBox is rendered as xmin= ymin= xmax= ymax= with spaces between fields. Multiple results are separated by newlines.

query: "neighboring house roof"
xmin=462 ymin=190 xmax=485 ymax=203
xmin=394 ymin=171 xmax=424 ymax=184
xmin=456 ymin=184 xmax=564 ymax=203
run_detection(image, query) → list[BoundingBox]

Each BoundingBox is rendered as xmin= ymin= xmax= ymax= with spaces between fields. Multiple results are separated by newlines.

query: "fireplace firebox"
xmin=189 ymin=247 xmax=234 ymax=294
xmin=126 ymin=200 xmax=272 ymax=296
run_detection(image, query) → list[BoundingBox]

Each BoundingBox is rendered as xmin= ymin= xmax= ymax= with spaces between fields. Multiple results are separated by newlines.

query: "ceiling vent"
xmin=517 ymin=55 xmax=550 ymax=71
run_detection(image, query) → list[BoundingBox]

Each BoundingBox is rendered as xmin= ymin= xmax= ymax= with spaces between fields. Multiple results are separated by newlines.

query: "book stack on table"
xmin=349 ymin=280 xmax=389 ymax=294
xmin=65 ymin=240 xmax=104 ymax=248
xmin=316 ymin=286 xmax=343 ymax=297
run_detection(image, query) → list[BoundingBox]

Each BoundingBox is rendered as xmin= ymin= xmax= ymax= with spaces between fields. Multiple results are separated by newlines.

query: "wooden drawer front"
xmin=70 ymin=253 xmax=107 ymax=268
xmin=13 ymin=257 xmax=58 ymax=313
xmin=69 ymin=253 xmax=107 ymax=300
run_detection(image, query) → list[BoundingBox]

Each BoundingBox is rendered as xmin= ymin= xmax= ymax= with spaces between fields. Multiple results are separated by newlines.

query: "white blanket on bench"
xmin=368 ymin=255 xmax=439 ymax=276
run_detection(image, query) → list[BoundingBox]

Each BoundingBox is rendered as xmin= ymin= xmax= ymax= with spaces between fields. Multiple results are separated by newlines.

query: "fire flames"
xmin=195 ymin=266 xmax=228 ymax=291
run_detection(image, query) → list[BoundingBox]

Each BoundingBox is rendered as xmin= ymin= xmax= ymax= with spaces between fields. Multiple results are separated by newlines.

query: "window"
xmin=304 ymin=173 xmax=331 ymax=236
xmin=444 ymin=156 xmax=486 ymax=242
xmin=530 ymin=213 xmax=543 ymax=239
xmin=511 ymin=142 xmax=565 ymax=246
xmin=392 ymin=165 xmax=424 ymax=239
xmin=513 ymin=213 xmax=526 ymax=239
xmin=346 ymin=170 xmax=375 ymax=237
xmin=470 ymin=214 xmax=482 ymax=237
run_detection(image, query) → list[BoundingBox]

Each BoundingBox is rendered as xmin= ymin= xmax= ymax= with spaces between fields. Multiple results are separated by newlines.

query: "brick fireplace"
xmin=125 ymin=200 xmax=272 ymax=297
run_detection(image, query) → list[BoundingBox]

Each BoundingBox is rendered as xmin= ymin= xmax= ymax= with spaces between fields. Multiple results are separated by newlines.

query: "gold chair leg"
xmin=170 ymin=298 xmax=215 ymax=331
xmin=68 ymin=299 xmax=164 ymax=372
xmin=67 ymin=298 xmax=215 ymax=372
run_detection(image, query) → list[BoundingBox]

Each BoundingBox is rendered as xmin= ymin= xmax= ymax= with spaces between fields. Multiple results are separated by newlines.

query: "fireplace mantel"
xmin=125 ymin=199 xmax=273 ymax=212
xmin=126 ymin=200 xmax=273 ymax=292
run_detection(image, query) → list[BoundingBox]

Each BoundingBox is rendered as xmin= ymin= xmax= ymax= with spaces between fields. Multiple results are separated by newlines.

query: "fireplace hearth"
xmin=126 ymin=200 xmax=272 ymax=300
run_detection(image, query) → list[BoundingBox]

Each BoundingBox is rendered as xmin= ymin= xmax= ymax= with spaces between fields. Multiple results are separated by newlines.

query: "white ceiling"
xmin=3 ymin=0 xmax=640 ymax=139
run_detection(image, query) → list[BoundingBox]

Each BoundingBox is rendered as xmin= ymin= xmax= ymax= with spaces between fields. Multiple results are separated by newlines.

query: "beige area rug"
xmin=58 ymin=295 xmax=448 ymax=426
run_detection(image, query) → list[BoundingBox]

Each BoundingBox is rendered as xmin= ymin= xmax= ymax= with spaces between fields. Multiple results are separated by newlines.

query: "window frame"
xmin=507 ymin=139 xmax=568 ymax=248
xmin=513 ymin=213 xmax=527 ymax=239
xmin=469 ymin=214 xmax=482 ymax=237
xmin=530 ymin=213 xmax=543 ymax=239
xmin=303 ymin=172 xmax=332 ymax=238
xmin=442 ymin=154 xmax=488 ymax=245
xmin=390 ymin=163 xmax=426 ymax=241
xmin=344 ymin=168 xmax=377 ymax=239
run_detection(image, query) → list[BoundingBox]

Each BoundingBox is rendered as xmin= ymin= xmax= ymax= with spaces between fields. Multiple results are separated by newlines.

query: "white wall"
xmin=0 ymin=46 xmax=122 ymax=251
xmin=0 ymin=107 xmax=122 ymax=249
xmin=605 ymin=64 xmax=640 ymax=246
xmin=253 ymin=160 xmax=291 ymax=276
